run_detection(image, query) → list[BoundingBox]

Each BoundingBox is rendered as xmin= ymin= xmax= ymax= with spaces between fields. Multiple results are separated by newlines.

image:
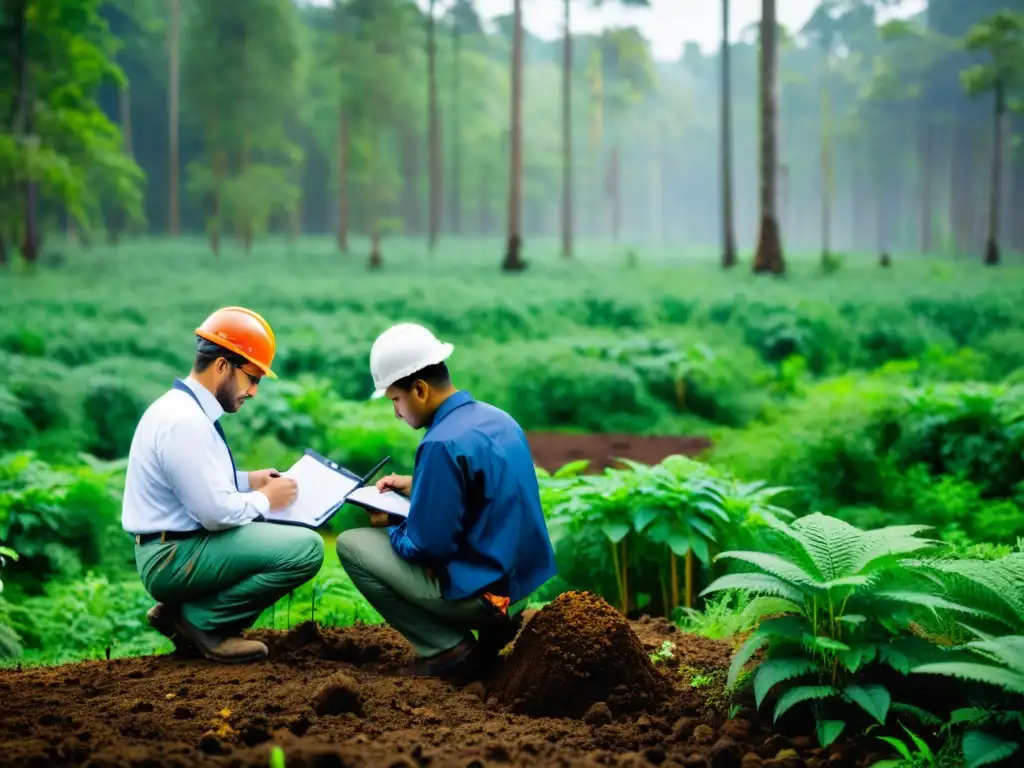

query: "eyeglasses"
xmin=232 ymin=364 xmax=262 ymax=388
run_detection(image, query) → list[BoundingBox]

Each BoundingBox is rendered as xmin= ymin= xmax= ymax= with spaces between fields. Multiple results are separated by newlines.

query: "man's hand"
xmin=376 ymin=473 xmax=412 ymax=495
xmin=248 ymin=469 xmax=281 ymax=491
xmin=258 ymin=476 xmax=298 ymax=510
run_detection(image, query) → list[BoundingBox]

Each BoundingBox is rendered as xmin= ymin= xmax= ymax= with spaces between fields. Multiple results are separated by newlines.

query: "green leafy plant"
xmin=912 ymin=633 xmax=1024 ymax=768
xmin=701 ymin=513 xmax=983 ymax=747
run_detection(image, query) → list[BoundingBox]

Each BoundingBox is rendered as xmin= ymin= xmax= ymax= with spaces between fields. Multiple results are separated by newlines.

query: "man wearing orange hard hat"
xmin=122 ymin=306 xmax=324 ymax=663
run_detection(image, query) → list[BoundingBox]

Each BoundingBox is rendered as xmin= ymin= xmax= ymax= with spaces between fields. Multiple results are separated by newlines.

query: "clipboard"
xmin=260 ymin=449 xmax=409 ymax=529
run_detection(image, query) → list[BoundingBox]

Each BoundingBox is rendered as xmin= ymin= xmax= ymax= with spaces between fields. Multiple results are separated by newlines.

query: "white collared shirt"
xmin=121 ymin=376 xmax=270 ymax=534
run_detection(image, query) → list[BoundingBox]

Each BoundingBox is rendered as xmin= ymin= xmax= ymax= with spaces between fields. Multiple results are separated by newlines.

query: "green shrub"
xmin=0 ymin=453 xmax=130 ymax=594
xmin=0 ymin=386 xmax=35 ymax=450
xmin=702 ymin=513 xmax=975 ymax=747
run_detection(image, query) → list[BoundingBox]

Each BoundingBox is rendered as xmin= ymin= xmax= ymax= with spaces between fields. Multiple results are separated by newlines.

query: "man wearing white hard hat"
xmin=335 ymin=322 xmax=557 ymax=678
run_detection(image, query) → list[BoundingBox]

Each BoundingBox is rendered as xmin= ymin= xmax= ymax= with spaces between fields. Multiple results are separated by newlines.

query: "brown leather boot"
xmin=172 ymin=614 xmax=268 ymax=664
xmin=147 ymin=603 xmax=198 ymax=655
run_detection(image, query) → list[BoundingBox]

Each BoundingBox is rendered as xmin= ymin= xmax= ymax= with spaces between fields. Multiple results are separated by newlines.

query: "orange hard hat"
xmin=194 ymin=306 xmax=278 ymax=379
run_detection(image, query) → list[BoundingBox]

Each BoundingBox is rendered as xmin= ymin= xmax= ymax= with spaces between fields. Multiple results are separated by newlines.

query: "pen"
xmin=357 ymin=456 xmax=391 ymax=487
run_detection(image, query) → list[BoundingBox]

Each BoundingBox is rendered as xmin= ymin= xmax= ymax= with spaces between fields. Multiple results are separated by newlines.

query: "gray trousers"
xmin=336 ymin=527 xmax=513 ymax=657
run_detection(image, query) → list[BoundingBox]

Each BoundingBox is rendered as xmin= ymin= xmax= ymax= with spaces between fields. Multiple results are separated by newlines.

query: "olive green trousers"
xmin=335 ymin=527 xmax=528 ymax=657
xmin=135 ymin=522 xmax=325 ymax=636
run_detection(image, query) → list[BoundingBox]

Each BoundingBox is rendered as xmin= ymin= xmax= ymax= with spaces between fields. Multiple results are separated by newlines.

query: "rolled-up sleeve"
xmin=389 ymin=440 xmax=466 ymax=565
xmin=159 ymin=417 xmax=269 ymax=530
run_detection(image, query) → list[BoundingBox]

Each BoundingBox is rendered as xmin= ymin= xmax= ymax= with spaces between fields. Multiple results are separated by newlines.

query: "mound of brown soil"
xmin=492 ymin=591 xmax=671 ymax=718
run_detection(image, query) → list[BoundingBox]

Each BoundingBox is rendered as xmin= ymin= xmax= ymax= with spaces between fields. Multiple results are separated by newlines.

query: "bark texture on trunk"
xmin=560 ymin=0 xmax=573 ymax=259
xmin=985 ymin=78 xmax=1005 ymax=266
xmin=450 ymin=20 xmax=461 ymax=235
xmin=337 ymin=106 xmax=349 ymax=252
xmin=752 ymin=0 xmax=783 ymax=274
xmin=720 ymin=0 xmax=737 ymax=268
xmin=168 ymin=0 xmax=180 ymax=236
xmin=502 ymin=0 xmax=526 ymax=272
xmin=918 ymin=114 xmax=932 ymax=254
xmin=427 ymin=0 xmax=441 ymax=250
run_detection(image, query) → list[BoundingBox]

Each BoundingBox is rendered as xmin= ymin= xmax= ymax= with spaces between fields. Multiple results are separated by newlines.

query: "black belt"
xmin=134 ymin=529 xmax=203 ymax=545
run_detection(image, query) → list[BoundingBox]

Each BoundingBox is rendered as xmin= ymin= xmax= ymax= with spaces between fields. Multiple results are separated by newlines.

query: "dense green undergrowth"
xmin=2 ymin=240 xmax=1024 ymax=764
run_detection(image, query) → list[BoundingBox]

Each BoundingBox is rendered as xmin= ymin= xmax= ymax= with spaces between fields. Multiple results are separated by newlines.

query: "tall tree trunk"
xmin=240 ymin=36 xmax=253 ymax=254
xmin=720 ymin=0 xmax=737 ymax=268
xmin=608 ymin=147 xmax=621 ymax=241
xmin=752 ymin=0 xmax=784 ymax=274
xmin=11 ymin=0 xmax=37 ymax=264
xmin=168 ymin=0 xmax=180 ymax=236
xmin=819 ymin=50 xmax=832 ymax=264
xmin=984 ymin=78 xmax=1005 ymax=266
xmin=918 ymin=113 xmax=932 ymax=254
xmin=450 ymin=20 xmax=461 ymax=235
xmin=560 ymin=0 xmax=573 ymax=258
xmin=876 ymin=126 xmax=890 ymax=267
xmin=109 ymin=83 xmax=133 ymax=244
xmin=427 ymin=0 xmax=441 ymax=251
xmin=501 ymin=0 xmax=526 ymax=271
xmin=337 ymin=105 xmax=349 ymax=253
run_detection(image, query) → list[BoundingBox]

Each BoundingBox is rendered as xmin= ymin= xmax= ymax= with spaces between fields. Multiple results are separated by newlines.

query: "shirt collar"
xmin=181 ymin=375 xmax=225 ymax=422
xmin=427 ymin=390 xmax=474 ymax=430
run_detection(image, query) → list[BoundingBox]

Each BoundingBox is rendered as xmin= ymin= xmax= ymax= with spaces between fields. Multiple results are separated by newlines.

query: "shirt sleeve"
xmin=236 ymin=471 xmax=251 ymax=492
xmin=159 ymin=417 xmax=270 ymax=531
xmin=389 ymin=440 xmax=466 ymax=565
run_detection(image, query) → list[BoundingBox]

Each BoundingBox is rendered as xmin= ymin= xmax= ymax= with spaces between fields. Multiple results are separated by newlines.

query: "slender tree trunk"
xmin=337 ymin=105 xmax=349 ymax=253
xmin=984 ymin=78 xmax=1005 ymax=266
xmin=752 ymin=0 xmax=783 ymax=274
xmin=450 ymin=20 xmax=461 ymax=235
xmin=720 ymin=0 xmax=737 ymax=268
xmin=610 ymin=147 xmax=621 ymax=241
xmin=820 ymin=50 xmax=832 ymax=263
xmin=561 ymin=0 xmax=573 ymax=258
xmin=109 ymin=82 xmax=133 ymax=244
xmin=876 ymin=125 xmax=890 ymax=267
xmin=240 ymin=37 xmax=253 ymax=253
xmin=919 ymin=114 xmax=932 ymax=254
xmin=168 ymin=0 xmax=180 ymax=236
xmin=501 ymin=0 xmax=526 ymax=271
xmin=427 ymin=0 xmax=441 ymax=250
xmin=11 ymin=0 xmax=37 ymax=264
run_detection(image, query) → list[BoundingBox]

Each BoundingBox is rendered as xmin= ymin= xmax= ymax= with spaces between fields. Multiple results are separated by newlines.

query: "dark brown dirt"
xmin=526 ymin=432 xmax=712 ymax=473
xmin=493 ymin=591 xmax=671 ymax=718
xmin=0 ymin=610 xmax=887 ymax=768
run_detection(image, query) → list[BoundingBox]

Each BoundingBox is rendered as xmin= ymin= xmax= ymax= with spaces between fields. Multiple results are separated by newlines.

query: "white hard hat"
xmin=369 ymin=323 xmax=454 ymax=398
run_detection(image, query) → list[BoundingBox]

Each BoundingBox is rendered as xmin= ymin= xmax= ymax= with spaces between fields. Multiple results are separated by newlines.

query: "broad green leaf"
xmin=843 ymin=684 xmax=890 ymax=724
xmin=666 ymin=531 xmax=693 ymax=558
xmin=754 ymin=657 xmax=817 ymax=707
xmin=839 ymin=643 xmax=877 ymax=673
xmin=962 ymin=730 xmax=1020 ymax=768
xmin=838 ymin=614 xmax=867 ymax=625
xmin=773 ymin=685 xmax=837 ymax=722
xmin=816 ymin=719 xmax=845 ymax=748
xmin=951 ymin=707 xmax=988 ymax=725
xmin=727 ymin=632 xmax=768 ymax=689
xmin=876 ymin=736 xmax=913 ymax=762
xmin=553 ymin=459 xmax=590 ymax=478
xmin=631 ymin=505 xmax=660 ymax=532
xmin=805 ymin=634 xmax=851 ymax=652
xmin=600 ymin=521 xmax=631 ymax=544
xmin=740 ymin=597 xmax=803 ymax=624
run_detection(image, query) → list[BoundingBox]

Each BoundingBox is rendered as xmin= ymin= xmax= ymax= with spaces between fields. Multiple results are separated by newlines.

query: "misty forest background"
xmin=3 ymin=0 xmax=1024 ymax=269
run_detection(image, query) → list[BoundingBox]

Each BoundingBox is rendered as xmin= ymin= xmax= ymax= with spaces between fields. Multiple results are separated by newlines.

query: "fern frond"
xmin=907 ymin=555 xmax=1024 ymax=633
xmin=700 ymin=572 xmax=804 ymax=603
xmin=754 ymin=657 xmax=818 ymax=707
xmin=713 ymin=551 xmax=820 ymax=588
xmin=912 ymin=662 xmax=1024 ymax=694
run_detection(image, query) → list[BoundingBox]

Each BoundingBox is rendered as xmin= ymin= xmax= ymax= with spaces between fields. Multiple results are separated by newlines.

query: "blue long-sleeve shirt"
xmin=389 ymin=391 xmax=557 ymax=603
